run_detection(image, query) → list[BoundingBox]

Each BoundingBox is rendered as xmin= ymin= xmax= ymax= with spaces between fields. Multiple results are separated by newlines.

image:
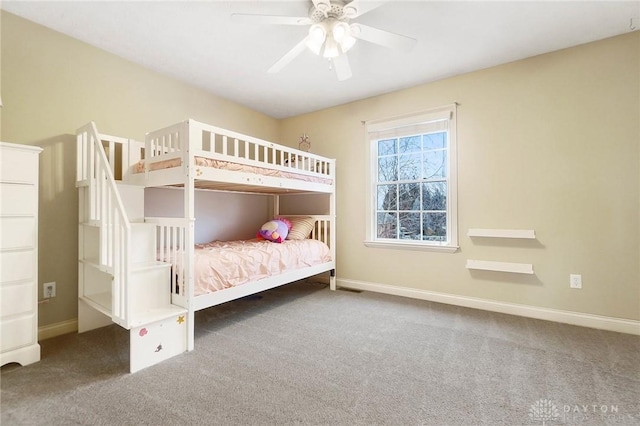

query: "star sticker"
xmin=177 ymin=315 xmax=185 ymax=325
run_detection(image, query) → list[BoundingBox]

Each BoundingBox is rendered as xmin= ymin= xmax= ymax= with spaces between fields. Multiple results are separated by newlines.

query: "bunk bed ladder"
xmin=76 ymin=122 xmax=187 ymax=372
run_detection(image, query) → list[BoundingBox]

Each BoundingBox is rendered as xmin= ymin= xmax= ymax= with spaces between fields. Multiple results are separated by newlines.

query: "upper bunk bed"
xmin=122 ymin=119 xmax=335 ymax=195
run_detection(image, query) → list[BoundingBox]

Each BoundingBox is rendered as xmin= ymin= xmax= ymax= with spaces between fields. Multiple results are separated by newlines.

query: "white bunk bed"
xmin=76 ymin=119 xmax=336 ymax=372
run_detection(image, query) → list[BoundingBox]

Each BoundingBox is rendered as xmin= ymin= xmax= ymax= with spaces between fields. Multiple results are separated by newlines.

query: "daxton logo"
xmin=529 ymin=399 xmax=561 ymax=425
xmin=529 ymin=399 xmax=630 ymax=424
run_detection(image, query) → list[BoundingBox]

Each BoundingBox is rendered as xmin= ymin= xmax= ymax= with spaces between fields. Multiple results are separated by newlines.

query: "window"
xmin=365 ymin=104 xmax=458 ymax=252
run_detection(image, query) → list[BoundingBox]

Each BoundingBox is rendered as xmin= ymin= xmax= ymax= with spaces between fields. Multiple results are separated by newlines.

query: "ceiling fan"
xmin=231 ymin=0 xmax=417 ymax=81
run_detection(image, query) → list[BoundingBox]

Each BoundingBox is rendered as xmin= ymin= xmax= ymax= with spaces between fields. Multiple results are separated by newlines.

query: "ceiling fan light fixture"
xmin=332 ymin=20 xmax=356 ymax=52
xmin=340 ymin=34 xmax=356 ymax=53
xmin=307 ymin=23 xmax=326 ymax=55
xmin=340 ymin=37 xmax=356 ymax=53
xmin=332 ymin=21 xmax=348 ymax=42
xmin=323 ymin=35 xmax=340 ymax=58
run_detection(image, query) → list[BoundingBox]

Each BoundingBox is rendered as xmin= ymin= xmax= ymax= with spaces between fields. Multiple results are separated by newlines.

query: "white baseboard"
xmin=336 ymin=278 xmax=640 ymax=336
xmin=37 ymin=280 xmax=639 ymax=339
xmin=38 ymin=319 xmax=78 ymax=341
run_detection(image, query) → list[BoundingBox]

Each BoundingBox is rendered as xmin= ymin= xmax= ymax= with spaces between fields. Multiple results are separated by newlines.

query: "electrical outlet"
xmin=569 ymin=274 xmax=582 ymax=289
xmin=44 ymin=282 xmax=56 ymax=298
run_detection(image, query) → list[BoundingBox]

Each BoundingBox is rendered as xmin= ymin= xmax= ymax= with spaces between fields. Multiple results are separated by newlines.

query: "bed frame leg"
xmin=329 ymin=269 xmax=336 ymax=291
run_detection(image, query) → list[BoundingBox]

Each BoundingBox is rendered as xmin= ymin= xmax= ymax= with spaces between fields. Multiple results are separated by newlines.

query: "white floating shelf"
xmin=466 ymin=259 xmax=534 ymax=274
xmin=467 ymin=228 xmax=536 ymax=239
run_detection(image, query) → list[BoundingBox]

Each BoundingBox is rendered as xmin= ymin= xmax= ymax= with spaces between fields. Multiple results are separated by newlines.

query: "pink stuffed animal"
xmin=257 ymin=218 xmax=291 ymax=243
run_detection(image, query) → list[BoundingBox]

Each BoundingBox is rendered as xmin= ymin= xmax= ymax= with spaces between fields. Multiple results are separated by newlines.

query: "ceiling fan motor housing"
xmin=309 ymin=0 xmax=351 ymax=23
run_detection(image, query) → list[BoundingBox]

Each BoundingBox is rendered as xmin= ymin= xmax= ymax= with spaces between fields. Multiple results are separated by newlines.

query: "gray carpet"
xmin=2 ymin=281 xmax=639 ymax=425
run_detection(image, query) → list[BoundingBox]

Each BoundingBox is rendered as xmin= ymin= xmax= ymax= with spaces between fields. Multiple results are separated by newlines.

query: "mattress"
xmin=135 ymin=157 xmax=333 ymax=185
xmin=191 ymin=238 xmax=331 ymax=295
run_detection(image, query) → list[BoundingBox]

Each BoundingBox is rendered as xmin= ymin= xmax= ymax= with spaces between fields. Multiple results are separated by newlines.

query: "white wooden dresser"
xmin=0 ymin=142 xmax=42 ymax=367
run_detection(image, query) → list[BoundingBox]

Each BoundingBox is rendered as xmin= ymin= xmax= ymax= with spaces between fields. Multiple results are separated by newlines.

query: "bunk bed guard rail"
xmin=143 ymin=119 xmax=334 ymax=180
xmin=145 ymin=217 xmax=192 ymax=308
xmin=76 ymin=122 xmax=133 ymax=327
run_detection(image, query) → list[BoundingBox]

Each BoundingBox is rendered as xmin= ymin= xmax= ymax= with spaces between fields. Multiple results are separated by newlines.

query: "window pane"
xmin=399 ymin=136 xmax=421 ymax=153
xmin=378 ymin=157 xmax=397 ymax=182
xmin=377 ymin=184 xmax=397 ymax=210
xmin=399 ymin=153 xmax=421 ymax=180
xmin=399 ymin=183 xmax=420 ymax=211
xmin=422 ymin=212 xmax=447 ymax=242
xmin=399 ymin=212 xmax=421 ymax=240
xmin=377 ymin=212 xmax=397 ymax=239
xmin=423 ymin=150 xmax=447 ymax=179
xmin=423 ymin=132 xmax=446 ymax=150
xmin=378 ymin=139 xmax=397 ymax=156
xmin=422 ymin=182 xmax=447 ymax=211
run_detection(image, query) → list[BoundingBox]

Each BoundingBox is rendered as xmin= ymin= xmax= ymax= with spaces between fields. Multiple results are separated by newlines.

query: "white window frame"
xmin=364 ymin=104 xmax=458 ymax=253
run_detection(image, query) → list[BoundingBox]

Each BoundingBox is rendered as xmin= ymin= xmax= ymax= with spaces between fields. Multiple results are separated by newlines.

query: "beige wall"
xmin=281 ymin=32 xmax=640 ymax=321
xmin=1 ymin=13 xmax=280 ymax=327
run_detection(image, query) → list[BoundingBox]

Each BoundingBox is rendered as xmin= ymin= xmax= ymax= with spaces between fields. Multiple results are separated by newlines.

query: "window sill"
xmin=363 ymin=240 xmax=459 ymax=253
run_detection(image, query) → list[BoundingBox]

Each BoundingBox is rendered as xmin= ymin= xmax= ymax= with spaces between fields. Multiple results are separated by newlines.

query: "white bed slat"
xmin=108 ymin=141 xmax=115 ymax=176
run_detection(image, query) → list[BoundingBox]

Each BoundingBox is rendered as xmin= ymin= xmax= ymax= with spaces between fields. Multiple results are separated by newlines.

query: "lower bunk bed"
xmin=149 ymin=214 xmax=335 ymax=312
xmin=124 ymin=214 xmax=335 ymax=372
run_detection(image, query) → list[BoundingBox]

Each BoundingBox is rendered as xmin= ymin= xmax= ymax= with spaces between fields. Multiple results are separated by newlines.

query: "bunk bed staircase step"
xmin=129 ymin=259 xmax=188 ymax=374
xmin=115 ymin=182 xmax=144 ymax=222
xmin=130 ymin=311 xmax=188 ymax=373
xmin=129 ymin=261 xmax=182 ymax=324
xmin=79 ymin=261 xmax=185 ymax=327
xmin=79 ymin=222 xmax=159 ymax=272
xmin=130 ymin=222 xmax=159 ymax=264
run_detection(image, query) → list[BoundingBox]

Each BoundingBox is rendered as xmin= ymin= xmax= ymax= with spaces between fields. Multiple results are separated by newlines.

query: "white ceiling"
xmin=3 ymin=1 xmax=639 ymax=119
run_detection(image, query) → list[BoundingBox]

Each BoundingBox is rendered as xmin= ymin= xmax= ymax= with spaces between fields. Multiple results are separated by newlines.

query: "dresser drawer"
xmin=0 ymin=251 xmax=35 ymax=283
xmin=0 ymin=217 xmax=36 ymax=249
xmin=1 ymin=281 xmax=35 ymax=317
xmin=0 ymin=147 xmax=39 ymax=183
xmin=0 ymin=183 xmax=37 ymax=216
xmin=0 ymin=314 xmax=36 ymax=352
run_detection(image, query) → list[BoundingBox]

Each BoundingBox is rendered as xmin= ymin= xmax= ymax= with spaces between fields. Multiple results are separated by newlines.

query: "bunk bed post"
xmin=273 ymin=194 xmax=280 ymax=218
xmin=329 ymin=163 xmax=337 ymax=291
xmin=184 ymin=120 xmax=196 ymax=352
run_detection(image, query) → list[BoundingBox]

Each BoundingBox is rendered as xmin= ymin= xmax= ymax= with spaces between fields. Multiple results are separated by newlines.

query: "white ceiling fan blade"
xmin=342 ymin=0 xmax=386 ymax=19
xmin=268 ymin=36 xmax=310 ymax=74
xmin=333 ymin=54 xmax=352 ymax=81
xmin=231 ymin=14 xmax=311 ymax=26
xmin=351 ymin=23 xmax=417 ymax=52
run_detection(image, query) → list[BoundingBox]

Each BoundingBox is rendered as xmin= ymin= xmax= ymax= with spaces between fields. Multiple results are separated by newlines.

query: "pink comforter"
xmin=193 ymin=239 xmax=331 ymax=295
